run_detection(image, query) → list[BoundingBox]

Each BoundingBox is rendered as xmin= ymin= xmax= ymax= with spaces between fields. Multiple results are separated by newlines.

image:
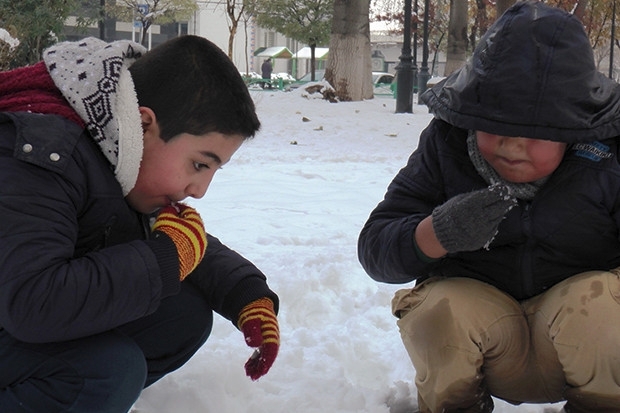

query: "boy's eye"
xmin=193 ymin=161 xmax=210 ymax=171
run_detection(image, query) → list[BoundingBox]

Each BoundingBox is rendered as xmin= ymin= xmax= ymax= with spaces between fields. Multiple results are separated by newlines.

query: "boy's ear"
xmin=138 ymin=107 xmax=158 ymax=133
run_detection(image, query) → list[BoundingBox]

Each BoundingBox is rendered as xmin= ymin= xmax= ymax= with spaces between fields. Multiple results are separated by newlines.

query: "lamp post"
xmin=417 ymin=0 xmax=431 ymax=100
xmin=395 ymin=0 xmax=413 ymax=113
xmin=611 ymin=0 xmax=616 ymax=79
xmin=413 ymin=0 xmax=419 ymax=96
xmin=99 ymin=0 xmax=106 ymax=40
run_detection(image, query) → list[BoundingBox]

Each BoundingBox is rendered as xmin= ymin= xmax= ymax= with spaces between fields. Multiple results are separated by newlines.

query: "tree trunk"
xmin=573 ymin=0 xmax=589 ymax=22
xmin=228 ymin=23 xmax=237 ymax=59
xmin=444 ymin=0 xmax=468 ymax=75
xmin=496 ymin=0 xmax=515 ymax=18
xmin=141 ymin=23 xmax=150 ymax=47
xmin=244 ymin=15 xmax=250 ymax=75
xmin=226 ymin=0 xmax=243 ymax=59
xmin=326 ymin=0 xmax=372 ymax=101
xmin=310 ymin=44 xmax=317 ymax=81
xmin=470 ymin=0 xmax=490 ymax=48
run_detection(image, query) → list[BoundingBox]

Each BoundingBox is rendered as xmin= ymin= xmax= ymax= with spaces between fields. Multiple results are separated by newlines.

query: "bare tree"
xmin=222 ymin=0 xmax=247 ymax=59
xmin=496 ymin=0 xmax=516 ymax=18
xmin=326 ymin=0 xmax=373 ymax=101
xmin=573 ymin=0 xmax=589 ymax=21
xmin=470 ymin=0 xmax=491 ymax=48
xmin=107 ymin=0 xmax=197 ymax=47
xmin=444 ymin=0 xmax=467 ymax=75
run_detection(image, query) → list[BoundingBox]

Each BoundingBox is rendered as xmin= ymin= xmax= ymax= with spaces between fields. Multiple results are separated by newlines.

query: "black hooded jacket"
xmin=0 ymin=112 xmax=278 ymax=343
xmin=358 ymin=2 xmax=620 ymax=300
xmin=421 ymin=1 xmax=620 ymax=144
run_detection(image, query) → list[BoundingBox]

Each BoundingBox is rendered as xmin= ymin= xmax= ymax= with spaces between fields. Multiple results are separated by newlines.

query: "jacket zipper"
xmin=521 ymin=202 xmax=535 ymax=297
xmin=141 ymin=213 xmax=152 ymax=240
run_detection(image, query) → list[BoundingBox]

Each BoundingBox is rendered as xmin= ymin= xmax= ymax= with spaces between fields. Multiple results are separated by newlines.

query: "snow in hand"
xmin=132 ymin=86 xmax=566 ymax=413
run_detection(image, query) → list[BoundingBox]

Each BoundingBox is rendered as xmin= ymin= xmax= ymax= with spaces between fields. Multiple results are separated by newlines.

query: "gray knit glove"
xmin=431 ymin=184 xmax=517 ymax=253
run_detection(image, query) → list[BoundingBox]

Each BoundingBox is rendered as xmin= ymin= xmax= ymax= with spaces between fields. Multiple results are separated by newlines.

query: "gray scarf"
xmin=43 ymin=38 xmax=147 ymax=196
xmin=467 ymin=130 xmax=548 ymax=200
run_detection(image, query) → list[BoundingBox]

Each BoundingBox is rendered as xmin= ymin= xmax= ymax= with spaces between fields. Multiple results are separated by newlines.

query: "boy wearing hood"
xmin=0 ymin=36 xmax=279 ymax=412
xmin=358 ymin=2 xmax=620 ymax=412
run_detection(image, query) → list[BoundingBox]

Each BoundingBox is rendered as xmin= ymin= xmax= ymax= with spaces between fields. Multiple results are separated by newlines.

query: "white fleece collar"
xmin=43 ymin=37 xmax=147 ymax=196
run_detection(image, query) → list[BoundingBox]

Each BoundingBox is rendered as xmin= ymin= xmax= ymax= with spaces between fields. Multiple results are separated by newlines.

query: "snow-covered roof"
xmin=254 ymin=46 xmax=293 ymax=59
xmin=293 ymin=47 xmax=329 ymax=60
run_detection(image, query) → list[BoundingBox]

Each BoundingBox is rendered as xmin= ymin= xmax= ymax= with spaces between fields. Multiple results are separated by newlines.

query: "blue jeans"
xmin=0 ymin=282 xmax=212 ymax=412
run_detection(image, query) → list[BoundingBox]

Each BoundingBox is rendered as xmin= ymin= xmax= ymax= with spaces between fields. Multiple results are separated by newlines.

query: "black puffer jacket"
xmin=0 ymin=112 xmax=277 ymax=342
xmin=359 ymin=119 xmax=620 ymax=300
xmin=358 ymin=1 xmax=620 ymax=300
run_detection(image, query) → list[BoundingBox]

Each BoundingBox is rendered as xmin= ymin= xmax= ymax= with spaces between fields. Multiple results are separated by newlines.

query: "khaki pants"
xmin=392 ymin=271 xmax=620 ymax=413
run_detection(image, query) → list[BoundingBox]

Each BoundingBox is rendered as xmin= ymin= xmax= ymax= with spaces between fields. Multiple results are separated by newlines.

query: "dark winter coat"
xmin=261 ymin=60 xmax=273 ymax=80
xmin=0 ymin=112 xmax=277 ymax=343
xmin=358 ymin=119 xmax=620 ymax=300
xmin=358 ymin=1 xmax=620 ymax=300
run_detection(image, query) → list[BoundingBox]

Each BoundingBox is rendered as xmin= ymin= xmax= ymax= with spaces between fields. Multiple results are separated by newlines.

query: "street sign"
xmin=134 ymin=4 xmax=149 ymax=28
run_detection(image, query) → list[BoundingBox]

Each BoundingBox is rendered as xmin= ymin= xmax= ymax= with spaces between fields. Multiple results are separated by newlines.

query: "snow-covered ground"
xmin=132 ymin=86 xmax=566 ymax=412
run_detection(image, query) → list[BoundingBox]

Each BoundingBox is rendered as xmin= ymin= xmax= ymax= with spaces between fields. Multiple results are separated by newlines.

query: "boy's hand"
xmin=431 ymin=184 xmax=517 ymax=253
xmin=152 ymin=204 xmax=207 ymax=280
xmin=238 ymin=298 xmax=280 ymax=380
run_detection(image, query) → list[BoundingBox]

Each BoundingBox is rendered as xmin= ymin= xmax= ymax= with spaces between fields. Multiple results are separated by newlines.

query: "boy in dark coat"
xmin=0 ymin=35 xmax=279 ymax=412
xmin=358 ymin=2 xmax=620 ymax=412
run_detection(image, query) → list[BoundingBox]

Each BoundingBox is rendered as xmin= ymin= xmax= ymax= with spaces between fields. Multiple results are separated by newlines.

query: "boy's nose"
xmin=501 ymin=136 xmax=526 ymax=150
xmin=186 ymin=178 xmax=211 ymax=199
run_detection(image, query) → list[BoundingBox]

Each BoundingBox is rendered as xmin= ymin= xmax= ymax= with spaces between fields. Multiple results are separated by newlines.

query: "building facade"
xmin=63 ymin=1 xmax=444 ymax=80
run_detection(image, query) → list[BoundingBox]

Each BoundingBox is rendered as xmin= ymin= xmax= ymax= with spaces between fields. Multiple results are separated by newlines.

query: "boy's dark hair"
xmin=128 ymin=35 xmax=260 ymax=141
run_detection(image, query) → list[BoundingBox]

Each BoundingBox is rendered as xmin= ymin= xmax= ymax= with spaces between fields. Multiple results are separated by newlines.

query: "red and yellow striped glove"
xmin=152 ymin=204 xmax=207 ymax=281
xmin=238 ymin=298 xmax=280 ymax=380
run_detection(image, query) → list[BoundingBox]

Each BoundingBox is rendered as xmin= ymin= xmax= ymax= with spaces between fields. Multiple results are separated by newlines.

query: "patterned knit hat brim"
xmin=43 ymin=38 xmax=147 ymax=195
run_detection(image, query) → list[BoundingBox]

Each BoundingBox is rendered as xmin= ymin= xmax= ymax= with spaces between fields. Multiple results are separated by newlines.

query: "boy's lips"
xmin=156 ymin=197 xmax=176 ymax=209
xmin=498 ymin=156 xmax=526 ymax=165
